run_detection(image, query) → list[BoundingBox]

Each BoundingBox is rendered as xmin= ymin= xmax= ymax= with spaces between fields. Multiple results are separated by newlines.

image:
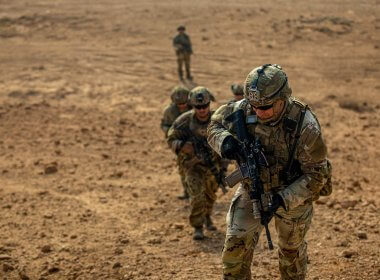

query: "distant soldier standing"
xmin=161 ymin=86 xmax=192 ymax=199
xmin=207 ymin=64 xmax=332 ymax=279
xmin=173 ymin=25 xmax=193 ymax=81
xmin=167 ymin=86 xmax=223 ymax=240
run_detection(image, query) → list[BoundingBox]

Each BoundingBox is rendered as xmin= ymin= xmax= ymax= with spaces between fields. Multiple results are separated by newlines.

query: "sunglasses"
xmin=253 ymin=103 xmax=274 ymax=111
xmin=194 ymin=103 xmax=210 ymax=110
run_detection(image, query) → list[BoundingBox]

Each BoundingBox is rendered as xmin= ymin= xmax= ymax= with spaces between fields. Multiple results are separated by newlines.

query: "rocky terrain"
xmin=0 ymin=0 xmax=379 ymax=279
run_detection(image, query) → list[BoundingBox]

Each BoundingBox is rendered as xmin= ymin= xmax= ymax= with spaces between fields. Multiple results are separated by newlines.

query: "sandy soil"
xmin=0 ymin=0 xmax=379 ymax=279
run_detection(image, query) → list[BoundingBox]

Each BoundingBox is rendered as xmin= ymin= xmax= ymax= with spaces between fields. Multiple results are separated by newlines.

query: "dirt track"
xmin=0 ymin=0 xmax=379 ymax=279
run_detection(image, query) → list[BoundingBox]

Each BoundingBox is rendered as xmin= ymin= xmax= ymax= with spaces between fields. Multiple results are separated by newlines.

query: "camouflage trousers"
xmin=222 ymin=185 xmax=313 ymax=280
xmin=177 ymin=155 xmax=188 ymax=196
xmin=185 ymin=165 xmax=219 ymax=228
xmin=176 ymin=52 xmax=191 ymax=78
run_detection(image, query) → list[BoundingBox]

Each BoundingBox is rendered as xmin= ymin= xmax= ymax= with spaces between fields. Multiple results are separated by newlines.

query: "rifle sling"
xmin=284 ymin=105 xmax=308 ymax=181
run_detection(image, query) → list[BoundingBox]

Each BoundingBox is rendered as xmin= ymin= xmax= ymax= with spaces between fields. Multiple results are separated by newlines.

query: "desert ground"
xmin=0 ymin=0 xmax=379 ymax=279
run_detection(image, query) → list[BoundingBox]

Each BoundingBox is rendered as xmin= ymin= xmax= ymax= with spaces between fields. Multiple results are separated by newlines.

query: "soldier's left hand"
xmin=181 ymin=142 xmax=194 ymax=155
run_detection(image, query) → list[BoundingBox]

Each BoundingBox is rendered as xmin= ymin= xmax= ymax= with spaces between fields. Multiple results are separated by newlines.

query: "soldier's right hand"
xmin=221 ymin=136 xmax=243 ymax=161
xmin=181 ymin=142 xmax=194 ymax=155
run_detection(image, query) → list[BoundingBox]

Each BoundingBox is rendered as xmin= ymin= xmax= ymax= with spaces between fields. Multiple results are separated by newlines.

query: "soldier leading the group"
xmin=207 ymin=64 xmax=332 ymax=279
xmin=167 ymin=86 xmax=224 ymax=240
xmin=161 ymin=86 xmax=192 ymax=199
xmin=173 ymin=25 xmax=193 ymax=81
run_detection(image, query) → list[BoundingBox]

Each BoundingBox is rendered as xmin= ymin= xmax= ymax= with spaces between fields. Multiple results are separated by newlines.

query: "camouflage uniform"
xmin=207 ymin=64 xmax=331 ymax=279
xmin=161 ymin=86 xmax=192 ymax=198
xmin=173 ymin=26 xmax=193 ymax=80
xmin=167 ymin=87 xmax=223 ymax=238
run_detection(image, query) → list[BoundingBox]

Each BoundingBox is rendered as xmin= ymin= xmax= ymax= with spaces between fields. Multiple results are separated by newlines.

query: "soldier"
xmin=167 ymin=86 xmax=223 ymax=240
xmin=173 ymin=25 xmax=193 ymax=81
xmin=207 ymin=64 xmax=332 ymax=279
xmin=161 ymin=86 xmax=192 ymax=199
xmin=230 ymin=83 xmax=244 ymax=102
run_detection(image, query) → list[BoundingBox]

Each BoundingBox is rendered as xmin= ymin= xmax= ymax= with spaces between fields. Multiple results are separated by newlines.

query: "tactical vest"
xmin=232 ymin=99 xmax=332 ymax=196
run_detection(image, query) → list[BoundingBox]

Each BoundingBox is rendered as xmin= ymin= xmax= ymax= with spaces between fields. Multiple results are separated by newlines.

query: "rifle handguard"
xmin=224 ymin=165 xmax=250 ymax=187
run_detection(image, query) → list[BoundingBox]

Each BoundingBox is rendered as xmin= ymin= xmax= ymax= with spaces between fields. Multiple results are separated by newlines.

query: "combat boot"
xmin=186 ymin=73 xmax=193 ymax=81
xmin=178 ymin=69 xmax=184 ymax=81
xmin=205 ymin=215 xmax=217 ymax=231
xmin=193 ymin=227 xmax=204 ymax=240
xmin=177 ymin=191 xmax=189 ymax=200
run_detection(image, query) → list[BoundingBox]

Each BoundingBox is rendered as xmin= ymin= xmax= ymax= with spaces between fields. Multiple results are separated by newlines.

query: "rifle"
xmin=191 ymin=135 xmax=228 ymax=194
xmin=225 ymin=109 xmax=274 ymax=250
xmin=180 ymin=126 xmax=228 ymax=194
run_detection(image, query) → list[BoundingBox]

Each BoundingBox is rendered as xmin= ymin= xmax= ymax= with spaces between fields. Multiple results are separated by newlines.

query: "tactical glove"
xmin=221 ymin=136 xmax=242 ymax=161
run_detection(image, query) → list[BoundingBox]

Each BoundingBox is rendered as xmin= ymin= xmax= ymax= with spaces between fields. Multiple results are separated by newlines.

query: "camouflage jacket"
xmin=167 ymin=110 xmax=222 ymax=170
xmin=173 ymin=33 xmax=193 ymax=54
xmin=207 ymin=98 xmax=330 ymax=211
xmin=160 ymin=103 xmax=191 ymax=137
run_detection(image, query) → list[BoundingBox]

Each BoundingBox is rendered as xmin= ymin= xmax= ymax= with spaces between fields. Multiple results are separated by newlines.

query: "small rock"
xmin=327 ymin=200 xmax=336 ymax=208
xmin=147 ymin=238 xmax=162 ymax=245
xmin=333 ymin=226 xmax=341 ymax=232
xmin=357 ymin=231 xmax=367 ymax=240
xmin=341 ymin=249 xmax=358 ymax=258
xmin=44 ymin=165 xmax=58 ymax=175
xmin=120 ymin=239 xmax=129 ymax=244
xmin=174 ymin=223 xmax=184 ymax=230
xmin=0 ymin=254 xmax=12 ymax=260
xmin=43 ymin=213 xmax=54 ymax=219
xmin=41 ymin=245 xmax=52 ymax=253
xmin=70 ymin=234 xmax=77 ymax=239
xmin=352 ymin=181 xmax=362 ymax=189
xmin=340 ymin=200 xmax=358 ymax=209
xmin=48 ymin=266 xmax=60 ymax=274
xmin=99 ymin=197 xmax=108 ymax=203
xmin=115 ymin=248 xmax=123 ymax=255
xmin=19 ymin=272 xmax=30 ymax=280
xmin=132 ymin=192 xmax=139 ymax=198
xmin=3 ymin=263 xmax=14 ymax=272
xmin=337 ymin=240 xmax=349 ymax=247
xmin=113 ymin=262 xmax=122 ymax=269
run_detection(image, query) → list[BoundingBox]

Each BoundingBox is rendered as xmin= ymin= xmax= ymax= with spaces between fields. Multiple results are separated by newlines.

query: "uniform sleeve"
xmin=207 ymin=104 xmax=234 ymax=157
xmin=167 ymin=118 xmax=188 ymax=154
xmin=173 ymin=35 xmax=182 ymax=51
xmin=160 ymin=106 xmax=174 ymax=137
xmin=187 ymin=35 xmax=193 ymax=54
xmin=278 ymin=114 xmax=329 ymax=210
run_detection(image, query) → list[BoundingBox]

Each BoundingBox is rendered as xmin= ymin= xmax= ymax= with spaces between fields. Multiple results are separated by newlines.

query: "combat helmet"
xmin=230 ymin=84 xmax=244 ymax=96
xmin=189 ymin=86 xmax=213 ymax=107
xmin=177 ymin=25 xmax=186 ymax=31
xmin=244 ymin=64 xmax=292 ymax=123
xmin=171 ymin=86 xmax=189 ymax=104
